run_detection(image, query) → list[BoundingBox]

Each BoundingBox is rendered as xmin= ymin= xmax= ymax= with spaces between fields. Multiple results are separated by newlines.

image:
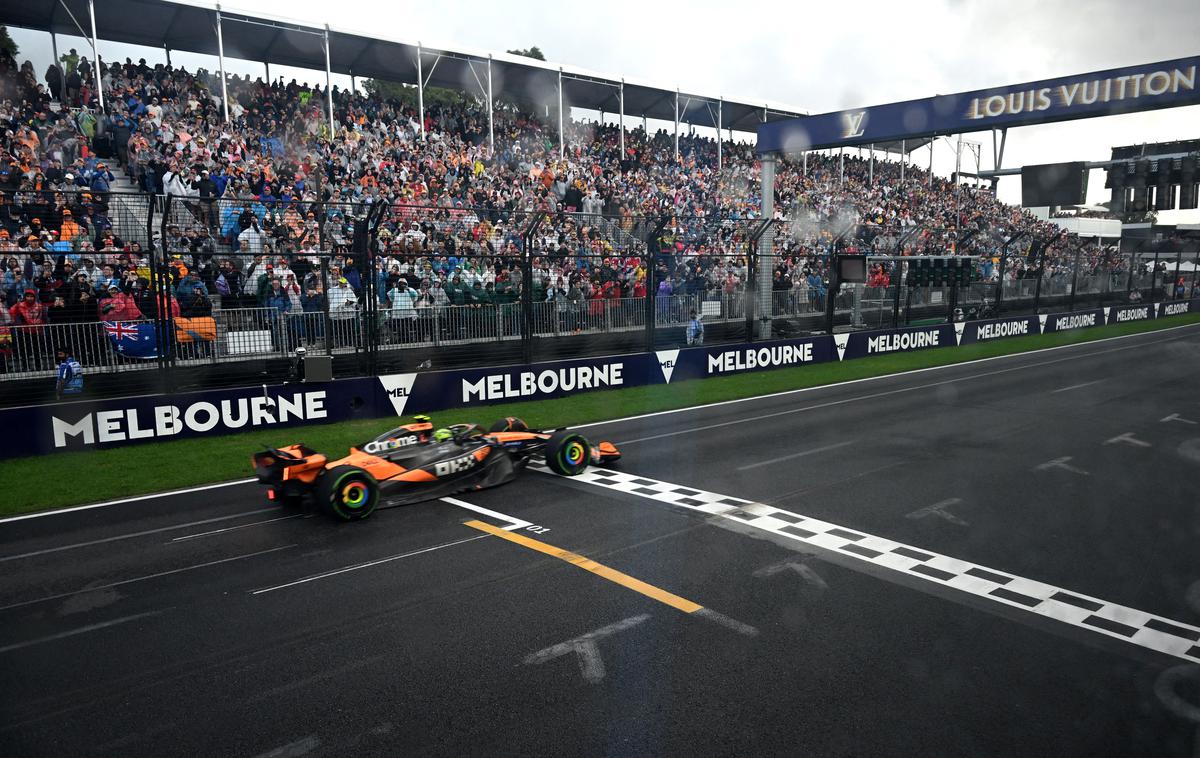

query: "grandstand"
xmin=0 ymin=10 xmax=1194 ymax=404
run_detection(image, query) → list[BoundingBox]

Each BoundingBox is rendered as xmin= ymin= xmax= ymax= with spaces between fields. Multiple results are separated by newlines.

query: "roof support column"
xmin=486 ymin=55 xmax=494 ymax=155
xmin=618 ymin=79 xmax=624 ymax=156
xmin=557 ymin=67 xmax=564 ymax=161
xmin=264 ymin=61 xmax=269 ymax=83
xmin=87 ymin=0 xmax=104 ymax=111
xmin=954 ymin=133 xmax=962 ymax=184
xmin=928 ymin=140 xmax=934 ymax=187
xmin=323 ymin=25 xmax=335 ymax=139
xmin=673 ymin=89 xmax=679 ymax=161
xmin=214 ymin=5 xmax=228 ymax=123
xmin=717 ymin=97 xmax=723 ymax=171
xmin=164 ymin=46 xmax=171 ymax=68
xmin=758 ymin=153 xmax=777 ymax=340
xmin=869 ymin=144 xmax=874 ymax=185
xmin=50 ymin=32 xmax=61 ymax=85
xmin=992 ymin=127 xmax=1008 ymax=192
xmin=802 ymin=151 xmax=807 ymax=176
xmin=839 ymin=146 xmax=844 ymax=187
xmin=416 ymin=42 xmax=425 ymax=140
xmin=350 ymin=70 xmax=356 ymax=94
xmin=900 ymin=139 xmax=906 ymax=183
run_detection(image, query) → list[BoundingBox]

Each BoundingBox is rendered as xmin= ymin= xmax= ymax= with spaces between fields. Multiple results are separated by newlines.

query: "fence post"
xmin=1031 ymin=231 xmax=1061 ymax=314
xmin=645 ymin=256 xmax=656 ymax=352
xmin=520 ymin=213 xmax=541 ymax=365
xmin=1032 ymin=247 xmax=1045 ymax=314
xmin=144 ymin=193 xmax=167 ymax=390
xmin=1172 ymin=251 xmax=1182 ymax=300
xmin=947 ymin=272 xmax=959 ymax=323
xmin=746 ymin=236 xmax=758 ymax=342
xmin=1126 ymin=249 xmax=1137 ymax=301
xmin=995 ymin=245 xmax=1010 ymax=314
xmin=824 ymin=243 xmax=838 ymax=334
xmin=1150 ymin=248 xmax=1161 ymax=304
xmin=890 ymin=260 xmax=903 ymax=328
xmin=1068 ymin=247 xmax=1081 ymax=312
xmin=320 ymin=256 xmax=332 ymax=355
xmin=745 ymin=219 xmax=772 ymax=343
xmin=159 ymin=194 xmax=176 ymax=392
xmin=363 ymin=201 xmax=386 ymax=376
xmin=644 ymin=216 xmax=669 ymax=352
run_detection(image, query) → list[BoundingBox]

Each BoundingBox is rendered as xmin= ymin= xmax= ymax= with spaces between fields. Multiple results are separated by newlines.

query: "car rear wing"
xmin=251 ymin=444 xmax=321 ymax=484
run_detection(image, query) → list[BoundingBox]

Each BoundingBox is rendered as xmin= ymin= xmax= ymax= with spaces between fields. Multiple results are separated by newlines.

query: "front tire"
xmin=545 ymin=431 xmax=591 ymax=476
xmin=318 ymin=466 xmax=380 ymax=521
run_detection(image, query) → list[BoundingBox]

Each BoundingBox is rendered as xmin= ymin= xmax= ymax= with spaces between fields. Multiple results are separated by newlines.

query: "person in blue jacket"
xmin=686 ymin=309 xmax=705 ymax=345
xmin=55 ymin=348 xmax=83 ymax=399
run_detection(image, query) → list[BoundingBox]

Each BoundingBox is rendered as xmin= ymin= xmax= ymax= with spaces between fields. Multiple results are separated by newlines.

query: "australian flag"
xmin=104 ymin=321 xmax=159 ymax=359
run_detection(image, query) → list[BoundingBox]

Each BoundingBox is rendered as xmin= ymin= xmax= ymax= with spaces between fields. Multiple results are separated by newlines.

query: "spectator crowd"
xmin=0 ymin=43 xmax=1188 ymax=376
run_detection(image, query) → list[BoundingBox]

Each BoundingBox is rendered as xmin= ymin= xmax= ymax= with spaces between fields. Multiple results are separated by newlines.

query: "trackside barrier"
xmin=4 ymin=299 xmax=1195 ymax=459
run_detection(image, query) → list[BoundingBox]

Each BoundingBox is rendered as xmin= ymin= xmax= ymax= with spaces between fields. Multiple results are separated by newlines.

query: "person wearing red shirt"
xmin=98 ymin=284 xmax=143 ymax=321
xmin=9 ymin=289 xmax=47 ymax=370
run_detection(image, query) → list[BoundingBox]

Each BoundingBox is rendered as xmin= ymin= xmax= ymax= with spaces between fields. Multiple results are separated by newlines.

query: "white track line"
xmin=170 ymin=515 xmax=302 ymax=542
xmin=0 ymin=508 xmax=278 ymax=562
xmin=0 ymin=610 xmax=167 ymax=654
xmin=1051 ymin=380 xmax=1104 ymax=394
xmin=0 ymin=478 xmax=257 ymax=524
xmin=0 ymin=545 xmax=298 ymax=612
xmin=250 ymin=536 xmax=486 ymax=595
xmin=6 ymin=320 xmax=1198 ymax=525
xmin=439 ymin=496 xmax=532 ymax=530
xmin=736 ymin=441 xmax=855 ymax=471
xmin=545 ymin=465 xmax=1200 ymax=664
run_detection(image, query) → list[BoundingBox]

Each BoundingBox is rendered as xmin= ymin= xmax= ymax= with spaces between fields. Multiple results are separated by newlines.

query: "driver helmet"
xmin=433 ymin=428 xmax=453 ymax=442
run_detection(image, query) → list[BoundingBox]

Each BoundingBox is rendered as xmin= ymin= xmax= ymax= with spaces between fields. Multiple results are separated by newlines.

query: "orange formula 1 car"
xmin=251 ymin=416 xmax=621 ymax=521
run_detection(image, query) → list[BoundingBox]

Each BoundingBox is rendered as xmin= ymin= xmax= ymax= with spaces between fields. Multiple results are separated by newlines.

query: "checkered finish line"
xmin=536 ymin=464 xmax=1200 ymax=664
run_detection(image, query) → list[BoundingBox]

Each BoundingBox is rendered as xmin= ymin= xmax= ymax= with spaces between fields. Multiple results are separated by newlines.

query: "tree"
xmin=0 ymin=26 xmax=18 ymax=58
xmin=362 ymin=43 xmax=548 ymax=120
xmin=361 ymin=78 xmax=476 ymax=109
xmin=506 ymin=47 xmax=545 ymax=61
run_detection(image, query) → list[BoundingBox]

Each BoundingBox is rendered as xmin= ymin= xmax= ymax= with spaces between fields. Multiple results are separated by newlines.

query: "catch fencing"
xmin=2 ymin=190 xmax=1198 ymax=398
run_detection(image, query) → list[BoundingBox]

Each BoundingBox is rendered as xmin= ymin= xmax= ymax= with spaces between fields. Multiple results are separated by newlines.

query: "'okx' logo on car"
xmin=433 ymin=454 xmax=477 ymax=477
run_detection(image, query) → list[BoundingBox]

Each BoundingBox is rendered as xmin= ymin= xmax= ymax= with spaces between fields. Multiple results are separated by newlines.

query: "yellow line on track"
xmin=464 ymin=519 xmax=703 ymax=614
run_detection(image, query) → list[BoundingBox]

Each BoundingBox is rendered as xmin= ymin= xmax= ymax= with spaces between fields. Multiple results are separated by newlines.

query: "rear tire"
xmin=318 ymin=466 xmax=380 ymax=521
xmin=489 ymin=416 xmax=529 ymax=432
xmin=545 ymin=431 xmax=591 ymax=476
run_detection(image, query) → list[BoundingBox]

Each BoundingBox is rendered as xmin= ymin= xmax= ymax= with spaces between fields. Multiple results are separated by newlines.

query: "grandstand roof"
xmin=7 ymin=0 xmax=810 ymax=133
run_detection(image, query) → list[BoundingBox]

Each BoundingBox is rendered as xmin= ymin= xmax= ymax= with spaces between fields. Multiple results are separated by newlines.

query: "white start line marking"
xmin=535 ymin=465 xmax=1200 ymax=664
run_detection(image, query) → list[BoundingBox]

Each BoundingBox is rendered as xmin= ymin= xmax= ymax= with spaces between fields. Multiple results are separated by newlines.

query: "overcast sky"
xmin=7 ymin=0 xmax=1199 ymax=218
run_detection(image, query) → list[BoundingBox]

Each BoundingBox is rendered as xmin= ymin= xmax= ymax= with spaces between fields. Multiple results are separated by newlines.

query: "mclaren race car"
xmin=251 ymin=416 xmax=621 ymax=521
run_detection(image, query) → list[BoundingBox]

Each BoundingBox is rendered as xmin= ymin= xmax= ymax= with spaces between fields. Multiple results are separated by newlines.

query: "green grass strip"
xmin=3 ymin=312 xmax=1198 ymax=517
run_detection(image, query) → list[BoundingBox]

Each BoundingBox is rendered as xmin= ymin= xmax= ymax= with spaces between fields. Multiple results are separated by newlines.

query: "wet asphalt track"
xmin=3 ymin=324 xmax=1200 ymax=757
